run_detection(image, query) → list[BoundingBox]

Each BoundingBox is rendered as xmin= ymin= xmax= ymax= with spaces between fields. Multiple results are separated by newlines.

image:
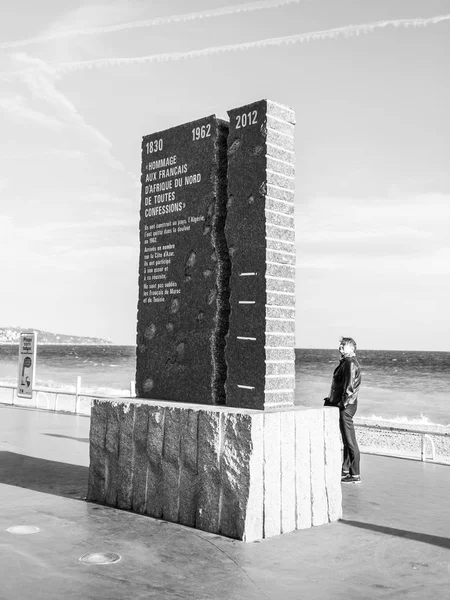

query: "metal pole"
xmin=75 ymin=376 xmax=82 ymax=413
xmin=423 ymin=434 xmax=436 ymax=462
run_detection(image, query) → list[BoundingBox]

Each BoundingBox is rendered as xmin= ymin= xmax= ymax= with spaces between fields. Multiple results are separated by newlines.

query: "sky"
xmin=0 ymin=0 xmax=449 ymax=350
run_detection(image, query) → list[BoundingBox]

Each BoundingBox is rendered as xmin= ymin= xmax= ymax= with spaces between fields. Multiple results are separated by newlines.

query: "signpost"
xmin=17 ymin=332 xmax=37 ymax=399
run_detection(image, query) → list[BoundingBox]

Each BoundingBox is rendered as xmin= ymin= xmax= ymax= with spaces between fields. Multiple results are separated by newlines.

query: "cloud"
xmin=18 ymin=216 xmax=136 ymax=240
xmin=0 ymin=94 xmax=63 ymax=128
xmin=54 ymin=13 xmax=450 ymax=73
xmin=296 ymin=193 xmax=450 ymax=272
xmin=298 ymin=193 xmax=450 ymax=229
xmin=300 ymin=227 xmax=433 ymax=243
xmin=0 ymin=205 xmax=138 ymax=275
xmin=0 ymin=148 xmax=86 ymax=160
xmin=0 ymin=0 xmax=305 ymax=49
xmin=5 ymin=53 xmax=125 ymax=172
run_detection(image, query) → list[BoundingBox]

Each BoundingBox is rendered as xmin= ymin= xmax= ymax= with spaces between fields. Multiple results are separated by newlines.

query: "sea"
xmin=0 ymin=345 xmax=449 ymax=426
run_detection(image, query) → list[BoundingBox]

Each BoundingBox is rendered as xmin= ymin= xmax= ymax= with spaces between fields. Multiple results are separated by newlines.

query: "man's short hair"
xmin=340 ymin=336 xmax=357 ymax=351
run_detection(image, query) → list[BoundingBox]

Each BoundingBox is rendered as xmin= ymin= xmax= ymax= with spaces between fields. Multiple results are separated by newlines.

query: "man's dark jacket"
xmin=325 ymin=356 xmax=361 ymax=410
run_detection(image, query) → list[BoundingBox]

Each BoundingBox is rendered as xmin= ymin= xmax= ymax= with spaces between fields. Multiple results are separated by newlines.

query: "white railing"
xmin=0 ymin=379 xmax=135 ymax=415
xmin=1 ymin=383 xmax=448 ymax=465
xmin=355 ymin=422 xmax=449 ymax=464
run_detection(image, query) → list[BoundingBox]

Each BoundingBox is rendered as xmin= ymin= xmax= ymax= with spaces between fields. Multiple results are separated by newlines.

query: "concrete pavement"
xmin=0 ymin=404 xmax=449 ymax=600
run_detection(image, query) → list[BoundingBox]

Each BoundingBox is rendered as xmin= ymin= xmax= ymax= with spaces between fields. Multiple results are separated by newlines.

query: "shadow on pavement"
xmin=43 ymin=433 xmax=90 ymax=443
xmin=341 ymin=519 xmax=450 ymax=549
xmin=0 ymin=451 xmax=88 ymax=499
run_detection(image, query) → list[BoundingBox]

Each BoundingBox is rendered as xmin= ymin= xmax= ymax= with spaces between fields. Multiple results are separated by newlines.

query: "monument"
xmin=87 ymin=100 xmax=342 ymax=541
xmin=135 ymin=115 xmax=229 ymax=405
xmin=225 ymin=100 xmax=296 ymax=409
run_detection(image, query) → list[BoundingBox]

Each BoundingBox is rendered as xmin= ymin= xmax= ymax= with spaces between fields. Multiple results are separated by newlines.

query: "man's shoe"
xmin=341 ymin=472 xmax=350 ymax=481
xmin=342 ymin=475 xmax=361 ymax=484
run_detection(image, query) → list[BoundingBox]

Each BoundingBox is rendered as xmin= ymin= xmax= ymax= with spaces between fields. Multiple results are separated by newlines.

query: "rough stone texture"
xmin=225 ymin=99 xmax=296 ymax=410
xmin=241 ymin=413 xmax=264 ymax=541
xmin=178 ymin=409 xmax=199 ymax=527
xmin=117 ymin=403 xmax=136 ymax=510
xmin=88 ymin=399 xmax=342 ymax=542
xmin=104 ymin=402 xmax=120 ymax=507
xmin=263 ymin=412 xmax=281 ymax=538
xmin=295 ymin=410 xmax=312 ymax=529
xmin=219 ymin=412 xmax=262 ymax=540
xmin=161 ymin=407 xmax=181 ymax=522
xmin=196 ymin=411 xmax=222 ymax=533
xmin=87 ymin=401 xmax=107 ymax=503
xmin=131 ymin=403 xmax=149 ymax=514
xmin=309 ymin=409 xmax=328 ymax=526
xmin=280 ymin=411 xmax=296 ymax=534
xmin=324 ymin=407 xmax=343 ymax=522
xmin=136 ymin=116 xmax=229 ymax=405
xmin=145 ymin=406 xmax=165 ymax=519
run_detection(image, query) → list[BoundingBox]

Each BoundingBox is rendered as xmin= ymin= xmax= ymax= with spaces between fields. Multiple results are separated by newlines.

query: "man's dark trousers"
xmin=339 ymin=402 xmax=360 ymax=476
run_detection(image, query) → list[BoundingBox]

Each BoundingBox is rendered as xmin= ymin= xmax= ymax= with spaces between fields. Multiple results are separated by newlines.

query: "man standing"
xmin=324 ymin=337 xmax=362 ymax=484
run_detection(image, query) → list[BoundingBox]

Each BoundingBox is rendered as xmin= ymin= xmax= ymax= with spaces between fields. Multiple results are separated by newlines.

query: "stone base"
xmin=87 ymin=399 xmax=342 ymax=541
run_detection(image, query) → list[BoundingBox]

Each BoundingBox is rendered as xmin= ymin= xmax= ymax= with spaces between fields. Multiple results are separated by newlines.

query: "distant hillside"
xmin=0 ymin=327 xmax=112 ymax=345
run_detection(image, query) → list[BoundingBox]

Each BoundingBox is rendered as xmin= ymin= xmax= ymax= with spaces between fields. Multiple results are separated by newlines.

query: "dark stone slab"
xmin=145 ymin=406 xmax=165 ymax=518
xmin=104 ymin=401 xmax=121 ymax=507
xmin=116 ymin=404 xmax=136 ymax=510
xmin=136 ymin=116 xmax=229 ymax=406
xmin=219 ymin=412 xmax=253 ymax=539
xmin=225 ymin=100 xmax=296 ymax=410
xmin=87 ymin=400 xmax=107 ymax=502
xmin=178 ymin=408 xmax=199 ymax=527
xmin=225 ymin=100 xmax=269 ymax=410
xmin=161 ymin=407 xmax=181 ymax=522
xmin=131 ymin=403 xmax=150 ymax=514
xmin=196 ymin=410 xmax=222 ymax=533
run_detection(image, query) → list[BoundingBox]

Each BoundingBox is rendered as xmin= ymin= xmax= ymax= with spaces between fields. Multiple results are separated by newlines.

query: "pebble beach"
xmin=355 ymin=416 xmax=450 ymax=465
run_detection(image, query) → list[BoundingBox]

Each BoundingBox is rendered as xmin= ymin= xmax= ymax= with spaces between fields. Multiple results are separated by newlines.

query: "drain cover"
xmin=7 ymin=526 xmax=40 ymax=535
xmin=79 ymin=552 xmax=121 ymax=565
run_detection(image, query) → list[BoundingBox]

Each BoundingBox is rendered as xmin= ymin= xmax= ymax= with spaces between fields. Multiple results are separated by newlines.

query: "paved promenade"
xmin=0 ymin=404 xmax=449 ymax=600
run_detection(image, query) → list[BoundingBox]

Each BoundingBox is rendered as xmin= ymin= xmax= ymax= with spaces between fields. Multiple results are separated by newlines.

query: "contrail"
xmin=55 ymin=13 xmax=450 ymax=74
xmin=0 ymin=0 xmax=305 ymax=49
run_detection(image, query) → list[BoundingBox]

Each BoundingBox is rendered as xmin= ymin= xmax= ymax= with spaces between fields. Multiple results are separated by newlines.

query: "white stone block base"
xmin=87 ymin=399 xmax=342 ymax=541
